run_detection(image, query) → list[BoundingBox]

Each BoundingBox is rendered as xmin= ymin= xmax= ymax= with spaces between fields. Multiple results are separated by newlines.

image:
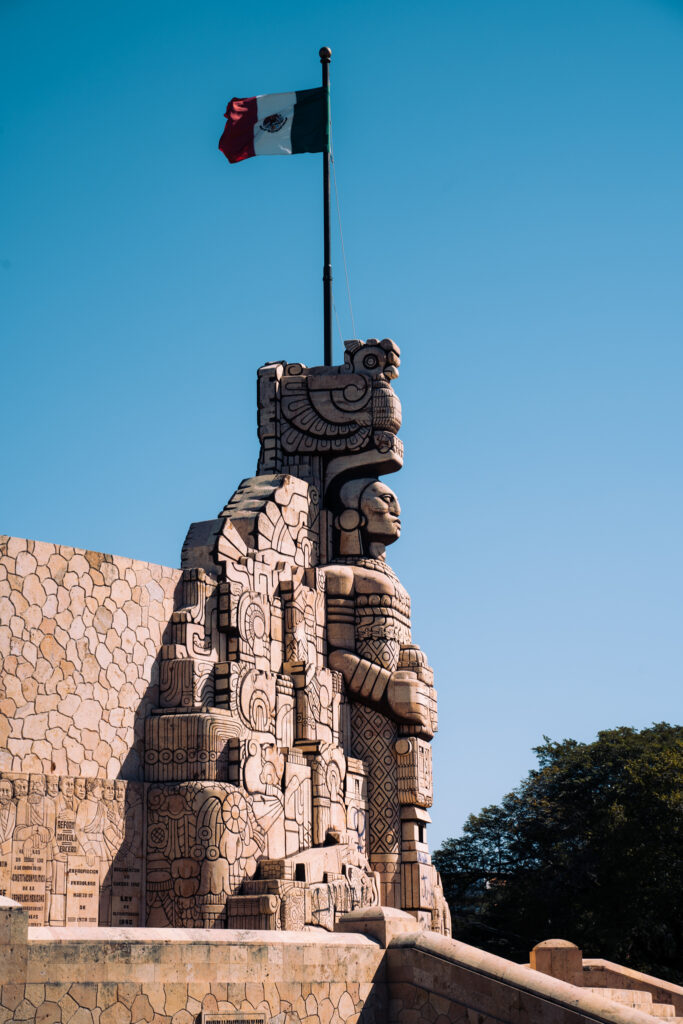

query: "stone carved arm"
xmin=325 ymin=566 xmax=433 ymax=737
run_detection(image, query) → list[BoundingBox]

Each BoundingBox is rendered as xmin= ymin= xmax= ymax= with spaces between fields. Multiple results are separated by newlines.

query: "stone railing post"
xmin=530 ymin=938 xmax=584 ymax=987
xmin=335 ymin=906 xmax=423 ymax=948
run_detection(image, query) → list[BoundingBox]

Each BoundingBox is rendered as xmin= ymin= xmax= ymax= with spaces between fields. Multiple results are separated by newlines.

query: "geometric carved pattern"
xmin=350 ymin=704 xmax=399 ymax=856
xmin=395 ymin=736 xmax=433 ymax=808
xmin=144 ymin=713 xmax=239 ymax=782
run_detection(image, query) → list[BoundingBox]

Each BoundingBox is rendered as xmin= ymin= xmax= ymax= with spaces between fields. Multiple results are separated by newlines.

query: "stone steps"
xmin=586 ymin=986 xmax=678 ymax=1019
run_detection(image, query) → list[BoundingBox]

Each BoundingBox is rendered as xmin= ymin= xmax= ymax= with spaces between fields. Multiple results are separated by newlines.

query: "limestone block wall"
xmin=0 ymin=537 xmax=181 ymax=779
xmin=1 ymin=899 xmax=670 ymax=1024
xmin=582 ymin=962 xmax=683 ymax=1016
xmin=0 ymin=900 xmax=387 ymax=1023
xmin=386 ymin=932 xmax=659 ymax=1024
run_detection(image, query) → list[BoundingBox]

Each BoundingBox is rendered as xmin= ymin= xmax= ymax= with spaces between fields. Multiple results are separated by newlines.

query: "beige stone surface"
xmin=387 ymin=932 xmax=667 ymax=1024
xmin=2 ymin=901 xmax=680 ymax=1024
xmin=335 ymin=906 xmax=421 ymax=948
xmin=0 ymin=537 xmax=181 ymax=778
xmin=583 ymin=962 xmax=683 ymax=1017
xmin=529 ymin=943 xmax=683 ymax=1021
xmin=1 ymin=904 xmax=387 ymax=1022
xmin=531 ymin=938 xmax=584 ymax=986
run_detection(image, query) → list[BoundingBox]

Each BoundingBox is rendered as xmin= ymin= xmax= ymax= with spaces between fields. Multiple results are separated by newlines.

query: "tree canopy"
xmin=434 ymin=723 xmax=683 ymax=982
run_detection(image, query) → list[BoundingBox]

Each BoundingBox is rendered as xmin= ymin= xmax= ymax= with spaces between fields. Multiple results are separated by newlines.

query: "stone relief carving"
xmin=0 ymin=337 xmax=451 ymax=934
xmin=139 ymin=338 xmax=448 ymax=932
xmin=0 ymin=772 xmax=143 ymax=926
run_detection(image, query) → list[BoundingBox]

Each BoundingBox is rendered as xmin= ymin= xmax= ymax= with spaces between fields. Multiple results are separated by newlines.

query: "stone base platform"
xmin=1 ymin=898 xmax=671 ymax=1024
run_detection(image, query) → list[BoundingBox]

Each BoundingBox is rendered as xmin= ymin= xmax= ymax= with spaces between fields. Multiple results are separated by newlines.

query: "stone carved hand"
xmin=386 ymin=669 xmax=433 ymax=737
xmin=20 ymin=825 xmax=51 ymax=853
xmin=329 ymin=649 xmax=433 ymax=737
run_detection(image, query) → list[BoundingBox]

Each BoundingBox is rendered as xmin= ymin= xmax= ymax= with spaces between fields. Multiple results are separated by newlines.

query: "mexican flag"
xmin=219 ymin=88 xmax=328 ymax=164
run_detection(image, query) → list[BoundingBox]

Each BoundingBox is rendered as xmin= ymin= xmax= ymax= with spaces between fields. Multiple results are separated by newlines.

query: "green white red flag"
xmin=219 ymin=87 xmax=328 ymax=164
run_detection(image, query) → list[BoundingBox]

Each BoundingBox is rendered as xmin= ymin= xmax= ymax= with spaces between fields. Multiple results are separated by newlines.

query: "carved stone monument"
xmin=0 ymin=338 xmax=450 ymax=934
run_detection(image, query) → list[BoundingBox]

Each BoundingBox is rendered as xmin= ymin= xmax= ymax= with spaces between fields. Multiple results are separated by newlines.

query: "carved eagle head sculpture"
xmin=257 ymin=339 xmax=404 ymax=500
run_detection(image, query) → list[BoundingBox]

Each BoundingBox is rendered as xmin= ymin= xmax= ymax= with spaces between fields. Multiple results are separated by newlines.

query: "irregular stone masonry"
xmin=0 ymin=537 xmax=180 ymax=779
xmin=0 ymin=975 xmax=381 ymax=1024
xmin=0 ymin=905 xmax=388 ymax=1024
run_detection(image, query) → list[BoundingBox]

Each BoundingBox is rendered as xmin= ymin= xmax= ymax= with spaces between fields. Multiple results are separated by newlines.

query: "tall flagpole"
xmin=320 ymin=46 xmax=333 ymax=366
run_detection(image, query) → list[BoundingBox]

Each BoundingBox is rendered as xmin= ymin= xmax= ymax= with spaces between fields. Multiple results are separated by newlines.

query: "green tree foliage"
xmin=434 ymin=724 xmax=683 ymax=981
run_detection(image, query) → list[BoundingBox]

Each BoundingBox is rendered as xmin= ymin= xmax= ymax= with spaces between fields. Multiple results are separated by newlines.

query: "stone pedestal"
xmin=531 ymin=939 xmax=585 ymax=987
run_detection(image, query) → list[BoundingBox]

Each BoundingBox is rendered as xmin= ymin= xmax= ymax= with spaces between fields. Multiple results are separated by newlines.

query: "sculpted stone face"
xmin=0 ymin=781 xmax=12 ymax=805
xmin=360 ymin=481 xmax=401 ymax=546
xmin=14 ymin=778 xmax=28 ymax=798
xmin=74 ymin=778 xmax=86 ymax=800
xmin=87 ymin=779 xmax=103 ymax=800
xmin=337 ymin=477 xmax=402 ymax=557
xmin=60 ymin=777 xmax=74 ymax=798
xmin=29 ymin=775 xmax=45 ymax=797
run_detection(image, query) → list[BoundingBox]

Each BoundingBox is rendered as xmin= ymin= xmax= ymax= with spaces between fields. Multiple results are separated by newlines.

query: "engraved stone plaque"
xmin=10 ymin=849 xmax=48 ymax=925
xmin=65 ymin=855 xmax=100 ymax=926
xmin=0 ymin=847 xmax=11 ymax=898
xmin=55 ymin=810 xmax=78 ymax=855
xmin=111 ymin=863 xmax=143 ymax=926
xmin=202 ymin=1016 xmax=266 ymax=1024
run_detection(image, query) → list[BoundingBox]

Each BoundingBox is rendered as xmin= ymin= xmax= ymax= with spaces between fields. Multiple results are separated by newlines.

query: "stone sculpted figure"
xmin=142 ymin=337 xmax=449 ymax=931
xmin=320 ymin=476 xmax=438 ymax=915
xmin=324 ymin=478 xmax=434 ymax=736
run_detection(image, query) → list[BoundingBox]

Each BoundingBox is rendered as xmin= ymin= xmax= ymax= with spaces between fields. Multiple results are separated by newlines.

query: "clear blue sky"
xmin=2 ymin=0 xmax=682 ymax=848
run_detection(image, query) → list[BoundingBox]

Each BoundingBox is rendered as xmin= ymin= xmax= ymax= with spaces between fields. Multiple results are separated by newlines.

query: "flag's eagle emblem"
xmin=261 ymin=113 xmax=287 ymax=133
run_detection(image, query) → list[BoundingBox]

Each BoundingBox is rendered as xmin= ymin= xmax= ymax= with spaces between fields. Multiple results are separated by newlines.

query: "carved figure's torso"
xmin=332 ymin=557 xmax=411 ymax=672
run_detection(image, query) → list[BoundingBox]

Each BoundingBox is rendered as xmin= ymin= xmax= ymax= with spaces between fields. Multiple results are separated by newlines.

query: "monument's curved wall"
xmin=0 ymin=536 xmax=180 ymax=779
